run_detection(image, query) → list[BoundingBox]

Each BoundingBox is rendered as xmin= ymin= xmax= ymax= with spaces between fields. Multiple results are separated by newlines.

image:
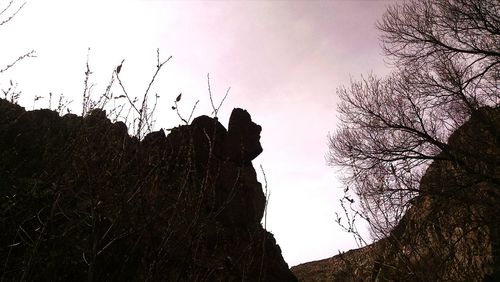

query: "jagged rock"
xmin=292 ymin=107 xmax=500 ymax=281
xmin=190 ymin=115 xmax=228 ymax=163
xmin=0 ymin=99 xmax=297 ymax=282
xmin=223 ymin=108 xmax=263 ymax=165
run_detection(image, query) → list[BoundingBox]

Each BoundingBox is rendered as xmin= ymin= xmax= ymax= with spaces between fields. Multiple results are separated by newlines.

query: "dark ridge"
xmin=0 ymin=99 xmax=297 ymax=281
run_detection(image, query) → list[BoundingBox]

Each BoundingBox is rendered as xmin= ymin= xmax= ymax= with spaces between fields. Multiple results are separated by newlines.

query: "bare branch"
xmin=207 ymin=73 xmax=231 ymax=117
xmin=0 ymin=50 xmax=36 ymax=73
xmin=0 ymin=0 xmax=25 ymax=26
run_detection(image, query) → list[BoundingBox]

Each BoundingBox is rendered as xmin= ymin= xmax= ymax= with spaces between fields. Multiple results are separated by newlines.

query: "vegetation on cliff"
xmin=294 ymin=0 xmax=499 ymax=280
xmin=294 ymin=107 xmax=499 ymax=281
xmin=0 ymin=100 xmax=297 ymax=281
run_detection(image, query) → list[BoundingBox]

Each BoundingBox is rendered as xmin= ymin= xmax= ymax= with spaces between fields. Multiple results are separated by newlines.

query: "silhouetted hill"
xmin=292 ymin=107 xmax=500 ymax=281
xmin=0 ymin=99 xmax=297 ymax=281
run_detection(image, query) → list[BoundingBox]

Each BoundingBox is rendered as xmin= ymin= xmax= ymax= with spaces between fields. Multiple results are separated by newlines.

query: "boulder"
xmin=223 ymin=108 xmax=263 ymax=165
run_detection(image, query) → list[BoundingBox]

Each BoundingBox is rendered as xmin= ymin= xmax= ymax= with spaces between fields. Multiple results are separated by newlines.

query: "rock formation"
xmin=0 ymin=99 xmax=297 ymax=281
xmin=292 ymin=107 xmax=500 ymax=281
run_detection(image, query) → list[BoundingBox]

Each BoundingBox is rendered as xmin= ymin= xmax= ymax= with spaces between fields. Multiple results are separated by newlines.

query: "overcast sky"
xmin=0 ymin=0 xmax=395 ymax=267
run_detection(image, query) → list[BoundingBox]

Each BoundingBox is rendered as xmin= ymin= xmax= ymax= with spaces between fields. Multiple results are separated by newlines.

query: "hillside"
xmin=292 ymin=107 xmax=500 ymax=281
xmin=0 ymin=99 xmax=297 ymax=281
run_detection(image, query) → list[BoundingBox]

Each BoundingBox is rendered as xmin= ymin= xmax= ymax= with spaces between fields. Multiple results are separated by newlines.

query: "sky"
xmin=0 ymin=0 xmax=395 ymax=267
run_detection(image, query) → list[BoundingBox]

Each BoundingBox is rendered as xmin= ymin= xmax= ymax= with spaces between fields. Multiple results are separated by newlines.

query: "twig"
xmin=0 ymin=0 xmax=25 ymax=26
xmin=82 ymin=48 xmax=93 ymax=116
xmin=115 ymin=60 xmax=140 ymax=116
xmin=207 ymin=73 xmax=231 ymax=117
xmin=0 ymin=0 xmax=15 ymax=17
xmin=187 ymin=100 xmax=200 ymax=124
xmin=260 ymin=164 xmax=270 ymax=229
xmin=0 ymin=50 xmax=36 ymax=73
xmin=137 ymin=50 xmax=171 ymax=135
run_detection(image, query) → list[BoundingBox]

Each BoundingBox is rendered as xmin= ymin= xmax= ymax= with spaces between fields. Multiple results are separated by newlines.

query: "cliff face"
xmin=292 ymin=107 xmax=500 ymax=281
xmin=0 ymin=99 xmax=297 ymax=281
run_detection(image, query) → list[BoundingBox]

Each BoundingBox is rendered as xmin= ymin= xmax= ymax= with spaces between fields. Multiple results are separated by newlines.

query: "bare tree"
xmin=328 ymin=0 xmax=499 ymax=239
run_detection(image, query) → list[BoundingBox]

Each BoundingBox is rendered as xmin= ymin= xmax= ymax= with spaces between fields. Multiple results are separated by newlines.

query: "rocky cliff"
xmin=0 ymin=99 xmax=297 ymax=281
xmin=292 ymin=107 xmax=500 ymax=281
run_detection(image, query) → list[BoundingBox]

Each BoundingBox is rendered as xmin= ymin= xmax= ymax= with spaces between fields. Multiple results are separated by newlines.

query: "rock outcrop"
xmin=0 ymin=99 xmax=297 ymax=281
xmin=292 ymin=107 xmax=500 ymax=281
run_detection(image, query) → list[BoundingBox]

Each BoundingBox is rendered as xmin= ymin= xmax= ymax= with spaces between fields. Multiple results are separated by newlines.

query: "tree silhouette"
xmin=329 ymin=0 xmax=499 ymax=239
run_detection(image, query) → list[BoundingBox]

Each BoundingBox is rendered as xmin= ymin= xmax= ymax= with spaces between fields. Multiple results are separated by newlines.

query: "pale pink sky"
xmin=0 ymin=0 xmax=394 ymax=266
